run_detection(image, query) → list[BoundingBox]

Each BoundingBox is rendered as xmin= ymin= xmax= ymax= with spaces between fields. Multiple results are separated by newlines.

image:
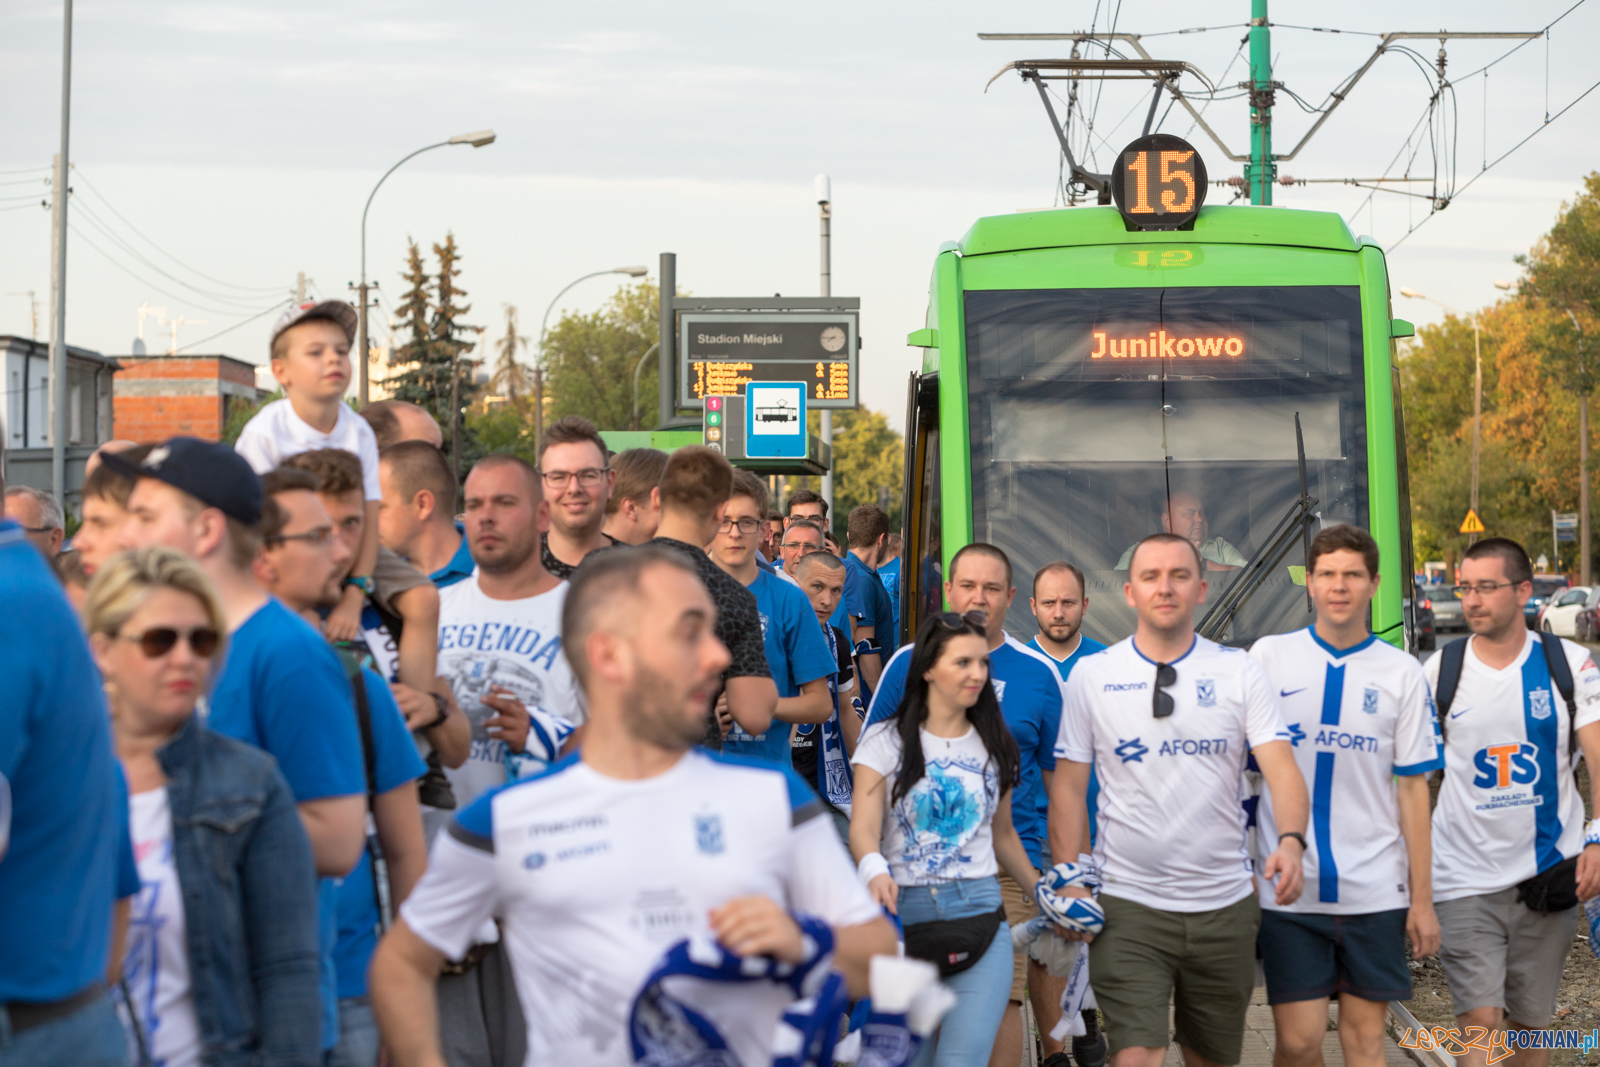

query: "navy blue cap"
xmin=101 ymin=437 xmax=263 ymax=526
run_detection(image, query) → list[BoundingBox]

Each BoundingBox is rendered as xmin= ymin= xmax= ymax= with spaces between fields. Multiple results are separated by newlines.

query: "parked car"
xmin=1539 ymin=586 xmax=1596 ymax=638
xmin=1406 ymin=594 xmax=1437 ymax=652
xmin=1525 ymin=577 xmax=1571 ymax=630
xmin=1577 ymin=599 xmax=1600 ymax=643
xmin=1424 ymin=584 xmax=1465 ymax=633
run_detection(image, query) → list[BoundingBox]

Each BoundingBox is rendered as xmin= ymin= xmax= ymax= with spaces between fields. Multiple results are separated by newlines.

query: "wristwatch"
xmin=426 ymin=693 xmax=451 ymax=731
xmin=1279 ymin=831 xmax=1308 ymax=851
xmin=344 ymin=574 xmax=375 ymax=595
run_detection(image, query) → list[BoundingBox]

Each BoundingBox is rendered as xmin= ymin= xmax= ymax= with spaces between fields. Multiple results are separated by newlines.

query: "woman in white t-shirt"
xmin=87 ymin=548 xmax=321 ymax=1067
xmin=849 ymin=611 xmax=1038 ymax=1067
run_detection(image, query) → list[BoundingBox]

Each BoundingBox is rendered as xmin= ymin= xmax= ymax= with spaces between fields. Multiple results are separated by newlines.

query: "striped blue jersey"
xmin=1424 ymin=631 xmax=1600 ymax=901
xmin=1250 ymin=628 xmax=1442 ymax=914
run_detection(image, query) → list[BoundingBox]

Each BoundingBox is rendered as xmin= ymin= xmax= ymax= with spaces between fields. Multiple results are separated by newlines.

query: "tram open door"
xmin=900 ymin=370 xmax=941 ymax=646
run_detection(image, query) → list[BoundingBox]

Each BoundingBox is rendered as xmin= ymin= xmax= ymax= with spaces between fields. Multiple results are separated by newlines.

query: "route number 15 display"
xmin=1112 ymin=133 xmax=1208 ymax=231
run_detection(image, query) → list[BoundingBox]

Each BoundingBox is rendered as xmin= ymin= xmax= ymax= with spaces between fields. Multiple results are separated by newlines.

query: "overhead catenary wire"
xmin=67 ymin=220 xmax=290 ymax=318
xmin=70 ymin=200 xmax=275 ymax=311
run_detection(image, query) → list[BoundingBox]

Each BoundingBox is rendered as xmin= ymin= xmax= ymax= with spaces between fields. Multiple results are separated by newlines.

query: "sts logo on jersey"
xmin=1116 ymin=737 xmax=1149 ymax=763
xmin=1472 ymin=742 xmax=1540 ymax=789
xmin=694 ymin=814 xmax=725 ymax=855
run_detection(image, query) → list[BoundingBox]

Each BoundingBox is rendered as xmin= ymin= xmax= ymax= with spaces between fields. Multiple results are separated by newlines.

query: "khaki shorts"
xmin=1435 ymin=888 xmax=1578 ymax=1026
xmin=998 ymin=870 xmax=1039 ymax=1003
xmin=1089 ymin=892 xmax=1260 ymax=1065
xmin=374 ymin=544 xmax=432 ymax=615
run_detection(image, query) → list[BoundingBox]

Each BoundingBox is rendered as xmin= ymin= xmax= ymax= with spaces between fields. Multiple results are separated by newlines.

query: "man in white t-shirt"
xmin=1050 ymin=532 xmax=1309 ymax=1067
xmin=433 ymin=452 xmax=585 ymax=1067
xmin=1249 ymin=525 xmax=1442 ymax=1067
xmin=371 ymin=545 xmax=896 ymax=1067
xmin=1424 ymin=537 xmax=1600 ymax=1067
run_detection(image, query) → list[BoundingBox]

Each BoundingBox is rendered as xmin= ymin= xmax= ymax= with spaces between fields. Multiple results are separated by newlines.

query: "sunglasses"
xmin=934 ymin=610 xmax=989 ymax=631
xmin=117 ymin=626 xmax=222 ymax=659
xmin=1153 ymin=662 xmax=1177 ymax=718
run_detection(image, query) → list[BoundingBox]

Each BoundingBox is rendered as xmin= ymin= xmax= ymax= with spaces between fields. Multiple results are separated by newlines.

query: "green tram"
xmin=899 ymin=137 xmax=1420 ymax=652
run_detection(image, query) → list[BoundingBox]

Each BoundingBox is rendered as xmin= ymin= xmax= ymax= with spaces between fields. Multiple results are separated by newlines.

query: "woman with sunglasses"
xmin=849 ymin=610 xmax=1036 ymax=1067
xmin=87 ymin=547 xmax=321 ymax=1067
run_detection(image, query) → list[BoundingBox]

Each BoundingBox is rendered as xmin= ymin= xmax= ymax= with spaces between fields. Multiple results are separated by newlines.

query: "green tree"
xmin=384 ymin=240 xmax=438 ymax=413
xmin=541 ymin=282 xmax=660 ymax=431
xmin=785 ymin=407 xmax=905 ymax=538
xmin=464 ymin=403 xmax=539 ymax=468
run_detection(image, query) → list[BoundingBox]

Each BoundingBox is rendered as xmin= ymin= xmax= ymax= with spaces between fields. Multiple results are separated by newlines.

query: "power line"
xmin=177 ymin=299 xmax=295 ymax=354
xmin=71 ymin=200 xmax=275 ymax=311
xmin=1387 ymin=74 xmax=1600 ymax=251
xmin=70 ymin=167 xmax=285 ymax=296
xmin=67 ymin=220 xmax=288 ymax=318
xmin=0 ymin=165 xmax=49 ymax=177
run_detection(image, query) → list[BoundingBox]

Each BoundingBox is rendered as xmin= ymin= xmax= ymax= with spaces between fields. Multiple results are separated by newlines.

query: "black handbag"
xmin=1516 ymin=855 xmax=1580 ymax=913
xmin=902 ymin=907 xmax=1006 ymax=977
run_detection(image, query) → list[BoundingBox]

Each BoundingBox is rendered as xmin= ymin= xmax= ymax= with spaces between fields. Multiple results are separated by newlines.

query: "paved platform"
xmin=1152 ymin=992 xmax=1414 ymax=1067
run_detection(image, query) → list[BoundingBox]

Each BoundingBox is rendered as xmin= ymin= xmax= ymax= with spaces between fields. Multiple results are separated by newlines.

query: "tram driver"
xmin=1115 ymin=489 xmax=1246 ymax=573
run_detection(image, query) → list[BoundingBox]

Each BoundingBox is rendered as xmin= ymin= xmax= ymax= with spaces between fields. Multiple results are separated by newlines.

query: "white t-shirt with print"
xmin=122 ymin=788 xmax=201 ymax=1067
xmin=1425 ymin=631 xmax=1600 ymax=900
xmin=852 ymin=721 xmax=1001 ymax=886
xmin=1056 ymin=635 xmax=1291 ymax=912
xmin=234 ymin=398 xmax=382 ymax=501
xmin=438 ymin=576 xmax=583 ymax=809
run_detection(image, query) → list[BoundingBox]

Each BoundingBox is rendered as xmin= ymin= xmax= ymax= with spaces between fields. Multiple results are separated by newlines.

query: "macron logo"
xmin=1116 ymin=737 xmax=1149 ymax=763
xmin=1104 ymin=682 xmax=1148 ymax=692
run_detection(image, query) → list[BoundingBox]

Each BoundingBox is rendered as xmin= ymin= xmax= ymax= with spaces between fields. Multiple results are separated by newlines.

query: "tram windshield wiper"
xmin=1196 ymin=413 xmax=1319 ymax=644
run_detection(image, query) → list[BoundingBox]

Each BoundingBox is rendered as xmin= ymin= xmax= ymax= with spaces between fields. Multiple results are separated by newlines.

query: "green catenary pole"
xmin=1246 ymin=0 xmax=1275 ymax=205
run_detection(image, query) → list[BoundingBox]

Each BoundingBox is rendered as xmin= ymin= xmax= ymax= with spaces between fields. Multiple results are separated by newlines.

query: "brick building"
xmin=113 ymin=354 xmax=264 ymax=442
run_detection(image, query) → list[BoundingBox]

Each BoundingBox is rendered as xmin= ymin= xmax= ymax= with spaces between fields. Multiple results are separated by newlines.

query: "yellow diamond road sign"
xmin=1460 ymin=509 xmax=1485 ymax=534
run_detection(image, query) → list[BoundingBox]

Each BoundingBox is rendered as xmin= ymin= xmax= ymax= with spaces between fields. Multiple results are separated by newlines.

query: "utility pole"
xmin=296 ymin=272 xmax=306 ymax=304
xmin=1245 ymin=0 xmax=1275 ymax=205
xmin=8 ymin=292 xmax=39 ymax=339
xmin=1470 ymin=316 xmax=1483 ymax=547
xmin=817 ymin=174 xmax=833 ymax=518
xmin=47 ymin=0 xmax=73 ymax=503
xmin=657 ymin=252 xmax=676 ymax=430
xmin=1563 ymin=308 xmax=1589 ymax=584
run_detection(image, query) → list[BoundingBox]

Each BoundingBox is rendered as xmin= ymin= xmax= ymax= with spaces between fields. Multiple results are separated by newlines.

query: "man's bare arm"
xmin=370 ymin=919 xmax=448 ymax=1067
xmin=297 ymin=795 xmax=366 ymax=877
xmin=725 ymin=675 xmax=777 ymax=735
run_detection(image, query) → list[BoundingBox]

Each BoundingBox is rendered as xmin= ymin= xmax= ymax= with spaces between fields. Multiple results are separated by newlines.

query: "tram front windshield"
xmin=965 ymin=286 xmax=1368 ymax=647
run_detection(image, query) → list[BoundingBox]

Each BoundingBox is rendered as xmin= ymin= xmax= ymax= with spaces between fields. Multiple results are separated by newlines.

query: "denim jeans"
xmin=0 ymin=992 xmax=128 ymax=1067
xmin=898 ymin=877 xmax=1012 ymax=1067
xmin=326 ymin=997 xmax=379 ymax=1067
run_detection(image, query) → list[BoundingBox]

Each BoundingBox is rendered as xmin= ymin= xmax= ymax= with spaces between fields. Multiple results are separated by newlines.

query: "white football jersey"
xmin=1056 ymin=635 xmax=1291 ymax=912
xmin=1250 ymin=629 xmax=1442 ymax=914
xmin=1425 ymin=632 xmax=1600 ymax=901
xmin=400 ymin=749 xmax=878 ymax=1067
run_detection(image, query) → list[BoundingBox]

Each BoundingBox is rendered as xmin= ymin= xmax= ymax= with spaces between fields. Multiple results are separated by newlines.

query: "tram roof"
xmin=957 ymin=205 xmax=1362 ymax=258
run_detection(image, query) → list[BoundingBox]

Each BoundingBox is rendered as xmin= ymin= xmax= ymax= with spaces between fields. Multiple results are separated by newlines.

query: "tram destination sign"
xmin=1111 ymin=133 xmax=1208 ymax=232
xmin=678 ymin=310 xmax=859 ymax=410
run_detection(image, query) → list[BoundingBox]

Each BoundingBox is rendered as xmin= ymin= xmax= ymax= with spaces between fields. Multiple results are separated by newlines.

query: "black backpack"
xmin=1432 ymin=631 xmax=1577 ymax=738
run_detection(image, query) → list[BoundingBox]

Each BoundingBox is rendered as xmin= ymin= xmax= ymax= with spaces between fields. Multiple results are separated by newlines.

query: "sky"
xmin=1 ymin=0 xmax=1597 ymax=431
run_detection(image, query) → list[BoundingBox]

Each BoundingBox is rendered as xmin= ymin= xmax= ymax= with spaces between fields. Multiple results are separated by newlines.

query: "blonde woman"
xmin=88 ymin=547 xmax=321 ymax=1067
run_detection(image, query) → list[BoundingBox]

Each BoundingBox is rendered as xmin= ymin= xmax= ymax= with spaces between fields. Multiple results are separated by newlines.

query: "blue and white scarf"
xmin=503 ymin=707 xmax=577 ymax=781
xmin=815 ymin=624 xmax=854 ymax=813
xmin=630 ymin=914 xmax=847 ymax=1067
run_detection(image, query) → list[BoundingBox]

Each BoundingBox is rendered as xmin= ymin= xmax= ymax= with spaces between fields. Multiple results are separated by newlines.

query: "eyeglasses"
xmin=1153 ymin=662 xmax=1177 ymax=719
xmin=264 ymin=526 xmax=334 ymax=547
xmin=933 ymin=610 xmax=989 ymax=631
xmin=780 ymin=540 xmax=822 ymax=550
xmin=1451 ymin=581 xmax=1516 ymax=598
xmin=538 ymin=467 xmax=609 ymax=489
xmin=718 ymin=516 xmax=763 ymax=535
xmin=117 ymin=626 xmax=221 ymax=659
xmin=18 ymin=525 xmax=57 ymax=535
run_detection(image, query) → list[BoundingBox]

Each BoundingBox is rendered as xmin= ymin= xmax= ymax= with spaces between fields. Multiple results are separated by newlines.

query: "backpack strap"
xmin=1538 ymin=630 xmax=1579 ymax=737
xmin=1434 ymin=637 xmax=1469 ymax=738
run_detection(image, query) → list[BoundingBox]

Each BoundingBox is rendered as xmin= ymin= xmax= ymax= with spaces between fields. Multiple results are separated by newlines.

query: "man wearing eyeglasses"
xmin=777 ymin=518 xmax=826 ymax=576
xmin=536 ymin=416 xmax=618 ymax=579
xmin=1423 ymin=537 xmax=1600 ymax=1067
xmin=1248 ymin=525 xmax=1442 ymax=1067
xmin=709 ymin=470 xmax=835 ymax=765
xmin=1049 ymin=532 xmax=1308 ymax=1067
xmin=110 ymin=437 xmax=367 ymax=1054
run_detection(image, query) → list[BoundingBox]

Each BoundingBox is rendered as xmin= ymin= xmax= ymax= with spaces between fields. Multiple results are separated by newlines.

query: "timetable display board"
xmin=1111 ymin=133 xmax=1208 ymax=232
xmin=678 ymin=311 xmax=858 ymax=409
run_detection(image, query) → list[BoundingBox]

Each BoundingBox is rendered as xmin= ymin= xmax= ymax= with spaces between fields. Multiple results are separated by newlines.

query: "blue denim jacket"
xmin=156 ymin=715 xmax=322 ymax=1067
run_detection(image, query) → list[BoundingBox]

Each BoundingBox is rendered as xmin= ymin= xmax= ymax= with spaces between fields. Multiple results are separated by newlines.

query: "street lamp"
xmin=1400 ymin=286 xmax=1489 ymax=546
xmin=531 ymin=266 xmax=649 ymax=442
xmin=356 ymin=129 xmax=497 ymax=406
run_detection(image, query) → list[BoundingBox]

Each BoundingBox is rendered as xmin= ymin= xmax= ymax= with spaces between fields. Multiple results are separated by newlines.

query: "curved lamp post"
xmin=357 ymin=129 xmax=496 ymax=406
xmin=532 ymin=266 xmax=648 ymax=441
